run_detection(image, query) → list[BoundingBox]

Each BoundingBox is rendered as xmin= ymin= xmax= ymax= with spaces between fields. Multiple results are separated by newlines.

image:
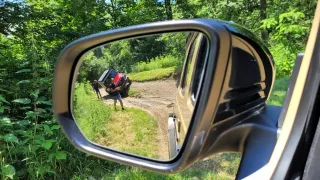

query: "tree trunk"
xmin=260 ymin=0 xmax=268 ymax=43
xmin=226 ymin=0 xmax=232 ymax=21
xmin=165 ymin=0 xmax=173 ymax=20
xmin=110 ymin=0 xmax=118 ymax=27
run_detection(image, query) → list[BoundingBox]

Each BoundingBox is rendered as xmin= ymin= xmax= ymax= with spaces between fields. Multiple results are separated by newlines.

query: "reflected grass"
xmin=128 ymin=67 xmax=175 ymax=82
xmin=71 ymin=76 xmax=291 ymax=179
xmin=129 ymin=89 xmax=141 ymax=97
xmin=73 ymin=83 xmax=159 ymax=159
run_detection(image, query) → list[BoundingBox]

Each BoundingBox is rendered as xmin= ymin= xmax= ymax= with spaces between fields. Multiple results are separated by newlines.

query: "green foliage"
xmin=16 ymin=69 xmax=31 ymax=73
xmin=0 ymin=114 xmax=68 ymax=179
xmin=132 ymin=55 xmax=180 ymax=73
xmin=12 ymin=98 xmax=31 ymax=104
xmin=73 ymin=83 xmax=159 ymax=158
xmin=1 ymin=164 xmax=16 ymax=180
xmin=129 ymin=89 xmax=141 ymax=97
xmin=261 ymin=9 xmax=311 ymax=77
xmin=129 ymin=67 xmax=175 ymax=82
xmin=270 ymin=44 xmax=297 ymax=77
xmin=267 ymin=76 xmax=290 ymax=106
xmin=77 ymin=51 xmax=111 ymax=83
xmin=0 ymin=95 xmax=10 ymax=104
xmin=0 ymin=0 xmax=316 ymax=178
xmin=73 ymin=83 xmax=112 ymax=140
xmin=78 ymin=31 xmax=187 ymax=82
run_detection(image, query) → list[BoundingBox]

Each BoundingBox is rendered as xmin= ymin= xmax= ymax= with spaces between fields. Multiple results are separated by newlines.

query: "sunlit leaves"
xmin=15 ymin=69 xmax=31 ymax=73
xmin=55 ymin=151 xmax=67 ymax=160
xmin=25 ymin=111 xmax=37 ymax=120
xmin=261 ymin=18 xmax=277 ymax=29
xmin=0 ymin=117 xmax=12 ymax=127
xmin=2 ymin=165 xmax=16 ymax=179
xmin=41 ymin=140 xmax=53 ymax=150
xmin=0 ymin=0 xmax=316 ymax=179
xmin=0 ymin=95 xmax=10 ymax=104
xmin=12 ymin=98 xmax=31 ymax=104
xmin=36 ymin=96 xmax=52 ymax=105
xmin=279 ymin=9 xmax=305 ymax=23
xmin=16 ymin=80 xmax=31 ymax=85
xmin=3 ymin=134 xmax=19 ymax=143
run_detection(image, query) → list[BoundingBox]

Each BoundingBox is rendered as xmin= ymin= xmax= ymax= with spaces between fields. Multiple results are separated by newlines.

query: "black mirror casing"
xmin=53 ymin=19 xmax=275 ymax=174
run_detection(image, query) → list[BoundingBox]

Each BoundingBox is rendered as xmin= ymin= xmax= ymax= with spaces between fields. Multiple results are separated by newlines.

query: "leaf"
xmin=19 ymin=106 xmax=32 ymax=110
xmin=0 ymin=117 xmax=12 ymax=126
xmin=35 ymin=135 xmax=45 ymax=142
xmin=25 ymin=111 xmax=37 ymax=119
xmin=12 ymin=98 xmax=31 ymax=104
xmin=43 ymin=124 xmax=53 ymax=135
xmin=47 ymin=139 xmax=56 ymax=143
xmin=13 ymin=130 xmax=27 ymax=136
xmin=36 ymin=97 xmax=52 ymax=105
xmin=55 ymin=151 xmax=67 ymax=160
xmin=37 ymin=96 xmax=47 ymax=101
xmin=43 ymin=124 xmax=51 ymax=132
xmin=30 ymin=90 xmax=39 ymax=98
xmin=21 ymin=157 xmax=30 ymax=162
xmin=0 ymin=106 xmax=4 ymax=113
xmin=36 ymin=108 xmax=47 ymax=113
xmin=16 ymin=80 xmax=31 ymax=85
xmin=41 ymin=141 xmax=52 ymax=150
xmin=48 ymin=153 xmax=55 ymax=162
xmin=16 ymin=69 xmax=31 ymax=73
xmin=3 ymin=134 xmax=19 ymax=143
xmin=2 ymin=164 xmax=16 ymax=179
xmin=0 ymin=95 xmax=10 ymax=104
xmin=42 ymin=101 xmax=52 ymax=105
xmin=16 ymin=120 xmax=31 ymax=126
xmin=51 ymin=125 xmax=60 ymax=130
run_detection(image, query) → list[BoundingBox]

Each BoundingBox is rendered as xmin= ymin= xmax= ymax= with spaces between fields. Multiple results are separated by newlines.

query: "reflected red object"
xmin=113 ymin=73 xmax=123 ymax=86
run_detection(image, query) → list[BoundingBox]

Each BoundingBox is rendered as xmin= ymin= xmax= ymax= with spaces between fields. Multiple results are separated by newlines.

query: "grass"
xmin=66 ymin=152 xmax=240 ymax=179
xmin=73 ymin=83 xmax=159 ymax=159
xmin=71 ymin=82 xmax=241 ymax=179
xmin=73 ymin=83 xmax=112 ymax=140
xmin=94 ymin=106 xmax=159 ymax=159
xmin=267 ymin=76 xmax=290 ymax=106
xmin=81 ymin=152 xmax=241 ymax=180
xmin=69 ymin=76 xmax=291 ymax=179
xmin=132 ymin=55 xmax=181 ymax=73
xmin=128 ymin=67 xmax=175 ymax=82
xmin=129 ymin=89 xmax=141 ymax=97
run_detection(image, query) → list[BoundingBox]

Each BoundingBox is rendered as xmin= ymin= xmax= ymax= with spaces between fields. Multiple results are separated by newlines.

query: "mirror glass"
xmin=72 ymin=31 xmax=209 ymax=160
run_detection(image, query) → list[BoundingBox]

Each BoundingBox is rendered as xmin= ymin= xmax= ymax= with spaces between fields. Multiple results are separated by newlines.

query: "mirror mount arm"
xmin=200 ymin=105 xmax=281 ymax=179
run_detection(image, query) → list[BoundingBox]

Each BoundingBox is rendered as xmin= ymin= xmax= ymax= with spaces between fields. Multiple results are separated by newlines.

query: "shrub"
xmin=267 ymin=76 xmax=290 ymax=106
xmin=270 ymin=44 xmax=297 ymax=77
xmin=132 ymin=55 xmax=181 ymax=73
xmin=128 ymin=67 xmax=175 ymax=82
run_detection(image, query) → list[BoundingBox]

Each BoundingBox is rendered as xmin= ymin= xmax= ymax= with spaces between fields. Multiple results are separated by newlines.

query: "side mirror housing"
xmin=53 ymin=19 xmax=274 ymax=173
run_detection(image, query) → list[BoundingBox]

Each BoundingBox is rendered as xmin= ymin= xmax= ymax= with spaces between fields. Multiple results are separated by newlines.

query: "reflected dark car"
xmin=98 ymin=69 xmax=132 ymax=97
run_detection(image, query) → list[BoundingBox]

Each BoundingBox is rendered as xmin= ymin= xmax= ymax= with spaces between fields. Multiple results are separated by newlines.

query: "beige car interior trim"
xmin=265 ymin=1 xmax=320 ymax=179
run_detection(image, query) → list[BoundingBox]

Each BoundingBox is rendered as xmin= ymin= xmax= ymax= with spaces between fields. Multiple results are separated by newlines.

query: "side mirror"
xmin=53 ymin=19 xmax=275 ymax=173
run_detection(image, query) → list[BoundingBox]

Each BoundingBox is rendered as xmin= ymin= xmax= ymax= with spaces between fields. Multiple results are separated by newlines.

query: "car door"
xmin=175 ymin=33 xmax=208 ymax=148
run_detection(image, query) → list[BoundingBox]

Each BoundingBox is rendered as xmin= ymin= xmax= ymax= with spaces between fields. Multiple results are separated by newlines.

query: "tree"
xmin=165 ymin=0 xmax=173 ymax=20
xmin=260 ymin=0 xmax=268 ymax=43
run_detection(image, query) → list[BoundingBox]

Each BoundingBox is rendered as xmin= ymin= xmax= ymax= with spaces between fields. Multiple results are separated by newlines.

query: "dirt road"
xmin=100 ymin=79 xmax=177 ymax=160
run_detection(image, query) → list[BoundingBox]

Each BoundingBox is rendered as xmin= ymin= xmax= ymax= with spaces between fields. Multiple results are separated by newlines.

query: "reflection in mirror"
xmin=72 ymin=31 xmax=209 ymax=160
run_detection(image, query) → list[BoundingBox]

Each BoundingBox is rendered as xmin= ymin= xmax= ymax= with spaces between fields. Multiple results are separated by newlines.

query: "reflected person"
xmin=92 ymin=80 xmax=102 ymax=99
xmin=107 ymin=78 xmax=125 ymax=110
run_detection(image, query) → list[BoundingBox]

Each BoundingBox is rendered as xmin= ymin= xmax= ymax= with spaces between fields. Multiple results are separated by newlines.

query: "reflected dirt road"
xmin=100 ymin=79 xmax=177 ymax=160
